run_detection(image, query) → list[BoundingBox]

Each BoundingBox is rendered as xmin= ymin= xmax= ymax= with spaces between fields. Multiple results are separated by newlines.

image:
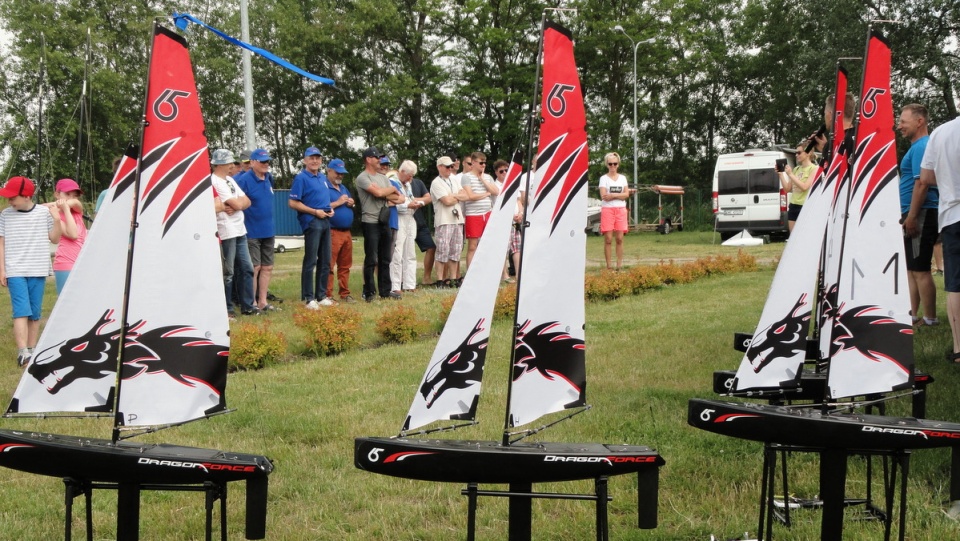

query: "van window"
xmin=718 ymin=170 xmax=748 ymax=195
xmin=749 ymin=169 xmax=779 ymax=193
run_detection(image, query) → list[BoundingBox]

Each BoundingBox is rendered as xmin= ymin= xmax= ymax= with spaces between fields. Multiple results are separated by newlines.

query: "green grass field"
xmin=0 ymin=231 xmax=957 ymax=540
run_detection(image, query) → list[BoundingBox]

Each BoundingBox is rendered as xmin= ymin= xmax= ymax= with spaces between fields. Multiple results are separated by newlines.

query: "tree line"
xmin=0 ymin=0 xmax=956 ymax=203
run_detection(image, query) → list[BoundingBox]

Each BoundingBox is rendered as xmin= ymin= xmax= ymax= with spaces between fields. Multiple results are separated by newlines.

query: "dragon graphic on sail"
xmin=9 ymin=26 xmax=229 ymax=427
xmin=402 ymin=154 xmax=525 ymax=432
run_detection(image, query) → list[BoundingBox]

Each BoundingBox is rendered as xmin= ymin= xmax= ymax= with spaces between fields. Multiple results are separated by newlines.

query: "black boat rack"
xmin=459 ymin=470 xmax=660 ymax=541
xmin=716 ymin=333 xmax=937 ymax=541
xmin=61 ymin=477 xmax=267 ymax=541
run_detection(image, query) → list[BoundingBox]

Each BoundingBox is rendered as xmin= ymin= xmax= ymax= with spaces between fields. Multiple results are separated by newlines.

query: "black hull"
xmin=355 ymin=437 xmax=664 ymax=484
xmin=688 ymin=398 xmax=960 ymax=450
xmin=0 ymin=429 xmax=273 ymax=484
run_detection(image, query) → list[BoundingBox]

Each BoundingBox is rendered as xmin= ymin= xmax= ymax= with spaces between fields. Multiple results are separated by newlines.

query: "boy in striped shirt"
xmin=0 ymin=177 xmax=62 ymax=367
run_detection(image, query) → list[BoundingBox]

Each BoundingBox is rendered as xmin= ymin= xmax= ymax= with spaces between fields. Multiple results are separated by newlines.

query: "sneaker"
xmin=16 ymin=350 xmax=30 ymax=368
xmin=382 ymin=292 xmax=402 ymax=300
xmin=318 ymin=297 xmax=335 ymax=306
xmin=260 ymin=304 xmax=279 ymax=312
xmin=341 ymin=295 xmax=356 ymax=304
xmin=305 ymin=300 xmax=321 ymax=310
xmin=362 ymin=294 xmax=375 ymax=303
xmin=241 ymin=308 xmax=262 ymax=316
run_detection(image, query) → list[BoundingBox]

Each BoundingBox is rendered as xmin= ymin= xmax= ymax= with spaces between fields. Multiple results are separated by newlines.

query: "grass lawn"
xmin=0 ymin=230 xmax=957 ymax=539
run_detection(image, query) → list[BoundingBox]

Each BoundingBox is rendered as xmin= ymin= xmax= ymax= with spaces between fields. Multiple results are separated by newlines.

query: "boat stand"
xmin=460 ymin=470 xmax=659 ymax=541
xmin=63 ymin=478 xmax=229 ymax=541
xmin=756 ymin=445 xmax=909 ymax=541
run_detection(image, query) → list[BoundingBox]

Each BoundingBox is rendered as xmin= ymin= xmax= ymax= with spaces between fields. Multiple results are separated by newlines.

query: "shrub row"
xmin=584 ymin=251 xmax=758 ymax=301
xmin=227 ymin=251 xmax=758 ymax=369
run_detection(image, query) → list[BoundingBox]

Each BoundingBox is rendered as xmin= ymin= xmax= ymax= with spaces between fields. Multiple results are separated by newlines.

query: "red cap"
xmin=0 ymin=176 xmax=36 ymax=198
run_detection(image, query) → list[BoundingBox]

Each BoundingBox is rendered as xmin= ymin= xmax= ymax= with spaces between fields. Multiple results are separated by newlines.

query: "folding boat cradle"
xmin=459 ymin=470 xmax=660 ymax=541
xmin=716 ymin=334 xmax=936 ymax=541
xmin=61 ymin=477 xmax=266 ymax=541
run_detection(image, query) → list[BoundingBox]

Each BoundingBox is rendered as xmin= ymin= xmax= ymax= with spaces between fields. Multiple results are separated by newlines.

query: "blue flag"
xmin=171 ymin=13 xmax=336 ymax=86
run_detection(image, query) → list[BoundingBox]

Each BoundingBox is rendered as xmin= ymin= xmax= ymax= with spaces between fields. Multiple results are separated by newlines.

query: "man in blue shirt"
xmin=325 ymin=159 xmax=356 ymax=302
xmin=289 ymin=146 xmax=334 ymax=308
xmin=899 ymin=104 xmax=938 ymax=327
xmin=235 ymin=148 xmax=277 ymax=311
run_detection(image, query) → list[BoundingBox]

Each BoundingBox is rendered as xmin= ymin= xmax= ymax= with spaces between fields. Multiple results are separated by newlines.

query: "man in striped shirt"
xmin=0 ymin=176 xmax=62 ymax=367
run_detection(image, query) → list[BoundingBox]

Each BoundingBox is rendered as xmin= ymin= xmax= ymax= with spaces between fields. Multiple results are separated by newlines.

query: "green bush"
xmin=293 ymin=305 xmax=362 ymax=356
xmin=376 ymin=304 xmax=429 ymax=344
xmin=229 ymin=322 xmax=286 ymax=371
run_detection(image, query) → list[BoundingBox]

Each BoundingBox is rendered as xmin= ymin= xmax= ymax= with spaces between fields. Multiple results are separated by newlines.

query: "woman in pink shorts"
xmin=598 ymin=153 xmax=634 ymax=270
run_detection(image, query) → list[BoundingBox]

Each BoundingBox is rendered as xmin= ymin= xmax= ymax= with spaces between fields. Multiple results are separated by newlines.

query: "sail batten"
xmin=8 ymin=24 xmax=230 ymax=430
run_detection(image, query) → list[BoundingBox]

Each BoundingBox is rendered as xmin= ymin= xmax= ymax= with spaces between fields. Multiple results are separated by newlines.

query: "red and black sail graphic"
xmin=141 ymin=26 xmax=214 ymax=237
xmin=532 ymin=22 xmax=590 ymax=236
xmin=851 ymin=31 xmax=898 ymax=223
xmin=822 ymin=66 xmax=849 ymax=199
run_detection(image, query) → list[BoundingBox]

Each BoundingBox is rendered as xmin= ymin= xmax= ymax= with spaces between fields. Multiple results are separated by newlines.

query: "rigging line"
xmin=506 ymin=405 xmax=591 ymax=445
xmin=115 ymin=409 xmax=235 ymax=440
xmin=399 ymin=421 xmax=479 ymax=439
xmin=502 ymin=10 xmax=549 ymax=446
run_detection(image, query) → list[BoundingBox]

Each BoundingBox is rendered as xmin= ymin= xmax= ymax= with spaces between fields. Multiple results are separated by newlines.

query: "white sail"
xmin=733 ymin=170 xmax=826 ymax=390
xmin=402 ymin=158 xmax=524 ymax=432
xmin=507 ymin=22 xmax=589 ymax=428
xmin=10 ymin=27 xmax=229 ymax=427
xmin=826 ymin=31 xmax=912 ymax=399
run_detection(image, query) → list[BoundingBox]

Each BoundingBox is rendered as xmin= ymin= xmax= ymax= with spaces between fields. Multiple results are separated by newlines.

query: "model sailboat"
xmin=355 ymin=19 xmax=663 ymax=538
xmin=688 ymin=28 xmax=960 ymax=540
xmin=0 ymin=24 xmax=272 ymax=540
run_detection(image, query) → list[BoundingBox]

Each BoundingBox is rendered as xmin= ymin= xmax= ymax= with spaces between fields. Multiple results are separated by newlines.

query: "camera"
xmin=775 ymin=159 xmax=787 ymax=173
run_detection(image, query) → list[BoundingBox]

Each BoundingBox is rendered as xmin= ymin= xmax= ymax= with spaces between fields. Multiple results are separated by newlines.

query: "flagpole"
xmin=240 ymin=0 xmax=256 ymax=151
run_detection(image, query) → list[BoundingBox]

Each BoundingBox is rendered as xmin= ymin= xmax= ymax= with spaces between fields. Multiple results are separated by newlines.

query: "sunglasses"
xmin=258 ymin=160 xmax=272 ymax=165
xmin=497 ymin=169 xmax=508 ymax=174
xmin=607 ymin=162 xmax=619 ymax=166
xmin=442 ymin=164 xmax=455 ymax=169
xmin=477 ymin=161 xmax=486 ymax=165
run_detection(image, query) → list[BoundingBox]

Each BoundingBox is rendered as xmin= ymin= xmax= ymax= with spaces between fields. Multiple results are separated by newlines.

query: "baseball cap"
xmin=250 ymin=148 xmax=271 ymax=162
xmin=0 ymin=176 xmax=36 ymax=198
xmin=210 ymin=149 xmax=235 ymax=165
xmin=327 ymin=159 xmax=348 ymax=174
xmin=362 ymin=146 xmax=382 ymax=159
xmin=436 ymin=156 xmax=454 ymax=167
xmin=55 ymin=178 xmax=83 ymax=194
xmin=239 ymin=149 xmax=252 ymax=162
xmin=380 ymin=156 xmax=391 ymax=165
xmin=304 ymin=146 xmax=323 ymax=158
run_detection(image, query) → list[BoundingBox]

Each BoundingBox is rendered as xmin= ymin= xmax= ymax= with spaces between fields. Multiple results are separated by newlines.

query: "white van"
xmin=712 ymin=149 xmax=794 ymax=240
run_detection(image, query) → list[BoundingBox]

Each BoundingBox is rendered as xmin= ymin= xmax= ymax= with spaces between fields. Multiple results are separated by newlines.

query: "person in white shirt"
xmin=210 ymin=149 xmax=258 ymax=317
xmin=461 ymin=151 xmax=500 ymax=270
xmin=391 ymin=160 xmax=424 ymax=293
xmin=598 ymin=152 xmax=635 ymax=270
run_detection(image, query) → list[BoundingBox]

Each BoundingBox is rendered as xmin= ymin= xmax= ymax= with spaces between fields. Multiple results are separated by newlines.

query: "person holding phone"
xmin=779 ymin=145 xmax=817 ymax=233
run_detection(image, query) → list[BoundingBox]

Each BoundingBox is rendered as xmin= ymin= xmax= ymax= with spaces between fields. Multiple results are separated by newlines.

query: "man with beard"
xmin=325 ymin=158 xmax=356 ymax=303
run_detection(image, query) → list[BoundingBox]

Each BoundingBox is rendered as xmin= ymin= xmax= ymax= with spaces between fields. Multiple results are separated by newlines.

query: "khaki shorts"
xmin=248 ymin=237 xmax=275 ymax=267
